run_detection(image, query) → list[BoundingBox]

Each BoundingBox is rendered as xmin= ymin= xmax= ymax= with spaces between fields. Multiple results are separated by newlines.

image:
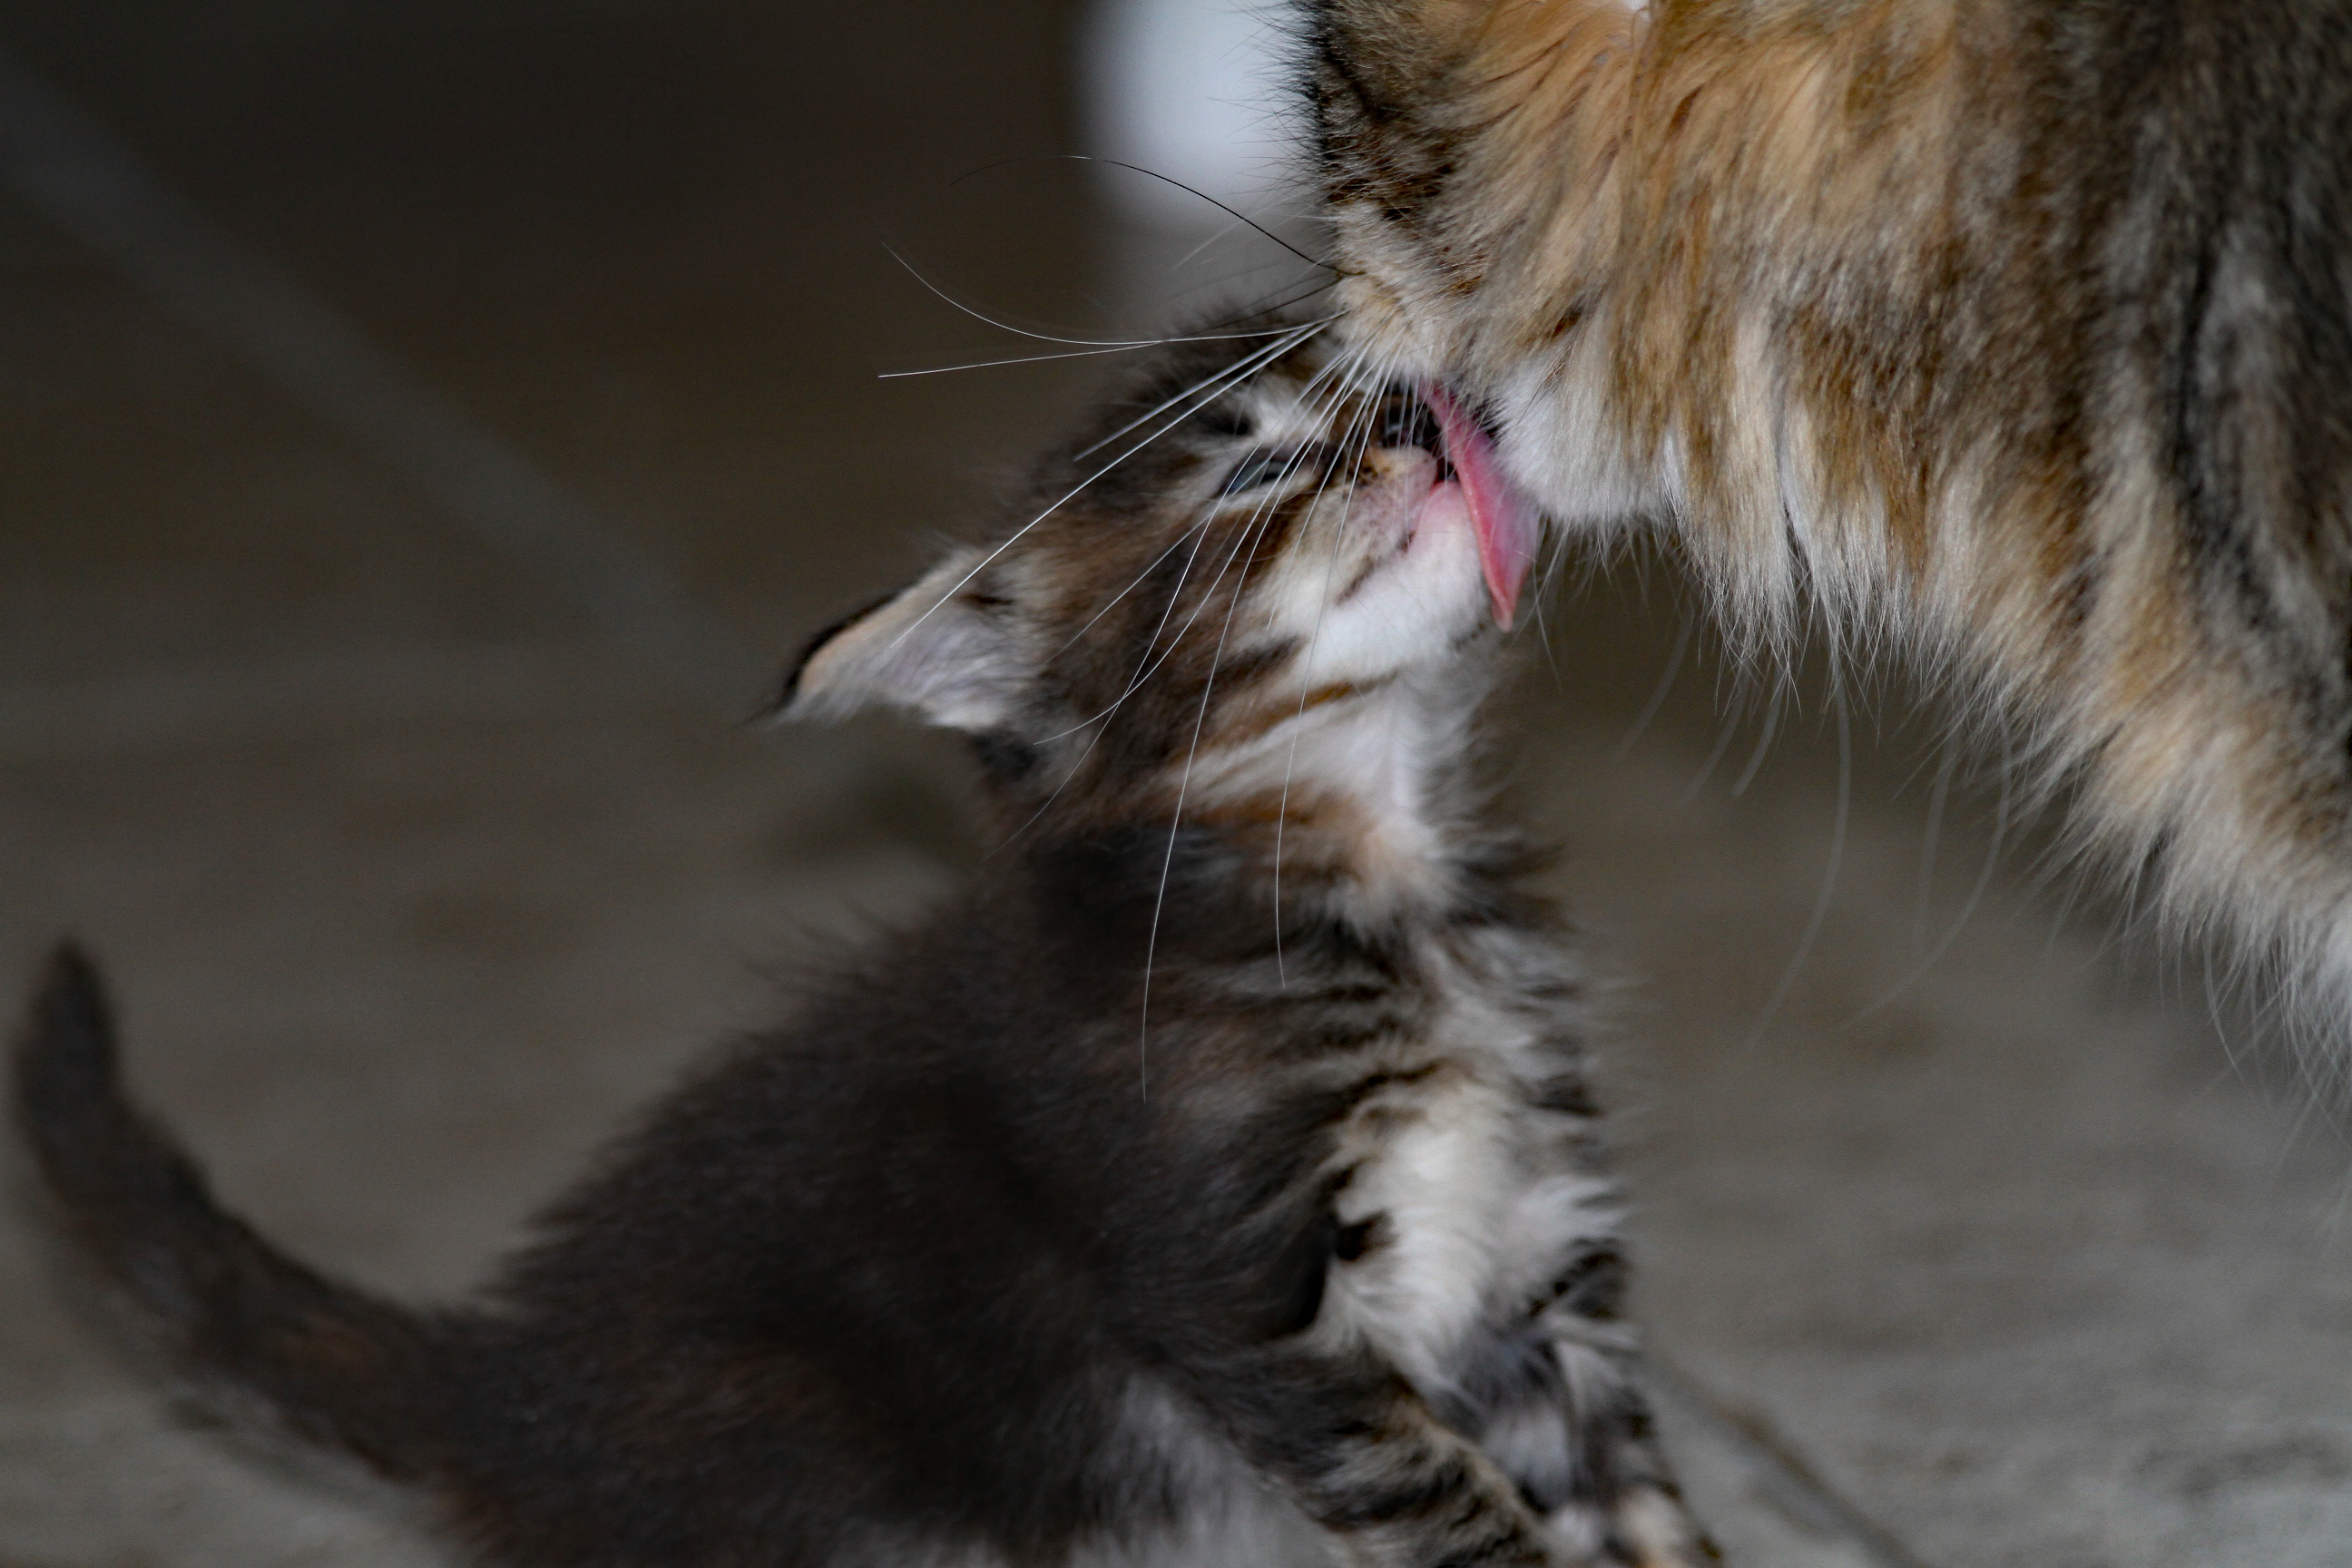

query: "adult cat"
xmin=1308 ymin=0 xmax=2352 ymax=1040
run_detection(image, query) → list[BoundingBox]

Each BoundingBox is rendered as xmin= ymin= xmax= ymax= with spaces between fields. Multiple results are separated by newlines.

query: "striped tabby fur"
xmin=15 ymin=327 xmax=1710 ymax=1567
xmin=1308 ymin=0 xmax=2352 ymax=1047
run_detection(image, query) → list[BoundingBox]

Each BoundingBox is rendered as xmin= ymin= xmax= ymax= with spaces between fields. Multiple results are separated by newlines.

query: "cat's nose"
xmin=1363 ymin=445 xmax=1442 ymax=486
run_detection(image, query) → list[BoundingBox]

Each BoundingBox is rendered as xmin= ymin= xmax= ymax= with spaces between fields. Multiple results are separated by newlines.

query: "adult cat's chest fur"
xmin=1308 ymin=0 xmax=2352 ymax=1050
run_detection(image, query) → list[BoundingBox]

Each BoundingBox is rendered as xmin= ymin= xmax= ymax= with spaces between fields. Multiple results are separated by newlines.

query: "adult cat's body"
xmin=16 ymin=330 xmax=1707 ymax=1567
xmin=1309 ymin=0 xmax=2352 ymax=1036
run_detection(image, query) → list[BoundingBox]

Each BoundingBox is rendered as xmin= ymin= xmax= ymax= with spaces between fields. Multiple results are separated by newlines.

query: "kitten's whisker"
xmin=1033 ymin=522 xmax=1227 ymax=748
xmin=1035 ymin=389 xmax=1338 ymax=827
xmin=1274 ymin=348 xmax=1387 ymax=983
xmin=887 ymin=324 xmax=1326 ymax=655
xmin=1015 ymin=339 xmax=1368 ymax=870
xmin=1073 ymin=319 xmax=1331 ymax=461
xmin=1142 ymin=466 xmax=1298 ymax=1094
xmin=1006 ymin=466 xmax=1289 ymax=853
xmin=1053 ymin=515 xmax=1220 ymax=656
xmin=1059 ymin=343 xmax=1368 ymax=737
xmin=880 ymin=318 xmax=1343 ymax=379
xmin=1053 ymin=335 xmax=1369 ymax=669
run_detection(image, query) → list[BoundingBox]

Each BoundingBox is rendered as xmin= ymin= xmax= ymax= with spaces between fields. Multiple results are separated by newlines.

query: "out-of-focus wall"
xmin=0 ymin=0 xmax=1117 ymax=657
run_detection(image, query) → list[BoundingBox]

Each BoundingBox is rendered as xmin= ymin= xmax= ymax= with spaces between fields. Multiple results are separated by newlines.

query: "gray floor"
xmin=2 ymin=5 xmax=2349 ymax=1566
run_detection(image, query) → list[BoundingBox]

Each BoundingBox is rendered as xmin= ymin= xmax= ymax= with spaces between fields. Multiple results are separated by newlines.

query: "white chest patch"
xmin=1308 ymin=952 xmax=1617 ymax=1400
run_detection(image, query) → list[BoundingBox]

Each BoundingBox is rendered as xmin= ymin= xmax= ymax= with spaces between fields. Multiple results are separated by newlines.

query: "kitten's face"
xmin=786 ymin=327 xmax=1537 ymax=819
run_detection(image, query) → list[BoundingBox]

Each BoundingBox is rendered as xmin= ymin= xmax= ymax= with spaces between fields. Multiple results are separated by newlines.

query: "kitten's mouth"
xmin=1418 ymin=385 xmax=1538 ymax=629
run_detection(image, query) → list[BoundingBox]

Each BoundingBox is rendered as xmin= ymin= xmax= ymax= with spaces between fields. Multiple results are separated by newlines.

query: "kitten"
xmin=16 ymin=322 xmax=1711 ymax=1568
xmin=1307 ymin=0 xmax=2352 ymax=1044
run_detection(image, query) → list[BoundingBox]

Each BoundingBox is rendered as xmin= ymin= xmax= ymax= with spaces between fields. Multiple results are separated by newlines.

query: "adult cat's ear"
xmin=778 ymin=548 xmax=1027 ymax=731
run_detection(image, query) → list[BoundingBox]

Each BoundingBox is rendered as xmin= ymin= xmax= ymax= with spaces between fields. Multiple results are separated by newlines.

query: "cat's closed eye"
xmin=1221 ymin=450 xmax=1303 ymax=495
xmin=1375 ymin=392 xmax=1438 ymax=454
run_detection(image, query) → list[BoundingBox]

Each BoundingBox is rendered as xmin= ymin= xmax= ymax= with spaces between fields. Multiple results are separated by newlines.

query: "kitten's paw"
xmin=1549 ymin=1485 xmax=1719 ymax=1567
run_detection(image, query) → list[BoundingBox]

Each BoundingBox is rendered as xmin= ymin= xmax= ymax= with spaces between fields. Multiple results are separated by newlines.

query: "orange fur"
xmin=1314 ymin=0 xmax=2352 ymax=1047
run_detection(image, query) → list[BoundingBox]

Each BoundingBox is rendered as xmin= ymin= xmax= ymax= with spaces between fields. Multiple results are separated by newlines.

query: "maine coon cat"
xmin=15 ymin=323 xmax=1709 ymax=1568
xmin=1305 ymin=0 xmax=2352 ymax=1044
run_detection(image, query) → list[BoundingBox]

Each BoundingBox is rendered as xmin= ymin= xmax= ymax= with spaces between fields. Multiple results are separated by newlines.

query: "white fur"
xmin=787 ymin=548 xmax=1031 ymax=731
xmin=1313 ymin=944 xmax=1618 ymax=1402
xmin=1069 ymin=1381 xmax=1341 ymax=1568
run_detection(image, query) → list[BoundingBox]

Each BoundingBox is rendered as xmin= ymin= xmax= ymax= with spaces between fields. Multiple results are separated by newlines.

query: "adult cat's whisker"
xmin=1216 ymin=276 xmax=1346 ymax=328
xmin=1912 ymin=745 xmax=1961 ymax=956
xmin=1736 ymin=685 xmax=1853 ymax=1052
xmin=882 ymin=243 xmax=1326 ymax=352
xmin=1610 ymin=611 xmax=1694 ymax=762
xmin=954 ymin=153 xmax=1336 ymax=274
xmin=1847 ymin=741 xmax=2016 ymax=1026
xmin=1726 ymin=691 xmax=1783 ymax=799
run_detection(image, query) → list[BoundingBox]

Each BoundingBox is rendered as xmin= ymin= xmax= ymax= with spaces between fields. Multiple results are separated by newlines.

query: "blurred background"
xmin=0 ymin=4 xmax=2347 ymax=1566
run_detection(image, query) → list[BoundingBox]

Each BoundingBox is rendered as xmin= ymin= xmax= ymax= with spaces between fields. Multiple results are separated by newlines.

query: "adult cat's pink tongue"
xmin=1422 ymin=384 xmax=1538 ymax=629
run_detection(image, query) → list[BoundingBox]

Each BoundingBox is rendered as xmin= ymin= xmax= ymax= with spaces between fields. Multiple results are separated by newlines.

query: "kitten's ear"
xmin=779 ymin=549 xmax=1027 ymax=731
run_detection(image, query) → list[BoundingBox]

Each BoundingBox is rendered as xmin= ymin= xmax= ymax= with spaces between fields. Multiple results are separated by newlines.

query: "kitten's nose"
xmin=1363 ymin=445 xmax=1442 ymax=486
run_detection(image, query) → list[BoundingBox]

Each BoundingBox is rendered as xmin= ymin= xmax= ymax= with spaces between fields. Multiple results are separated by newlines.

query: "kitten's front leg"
xmin=1200 ymin=1343 xmax=1571 ymax=1568
xmin=1500 ymin=1281 xmax=1719 ymax=1566
xmin=1193 ymin=1342 xmax=1703 ymax=1568
xmin=1523 ymin=1374 xmax=1717 ymax=1568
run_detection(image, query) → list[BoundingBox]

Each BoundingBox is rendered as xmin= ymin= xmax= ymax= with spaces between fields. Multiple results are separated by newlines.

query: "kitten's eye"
xmin=1377 ymin=392 xmax=1440 ymax=453
xmin=1221 ymin=451 xmax=1298 ymax=495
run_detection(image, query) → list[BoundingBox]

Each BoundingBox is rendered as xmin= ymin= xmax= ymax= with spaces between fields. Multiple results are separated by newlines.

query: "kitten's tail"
xmin=13 ymin=944 xmax=457 ymax=1482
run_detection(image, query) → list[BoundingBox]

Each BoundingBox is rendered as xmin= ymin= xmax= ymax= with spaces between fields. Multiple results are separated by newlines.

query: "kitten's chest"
xmin=1311 ymin=931 xmax=1609 ymax=1391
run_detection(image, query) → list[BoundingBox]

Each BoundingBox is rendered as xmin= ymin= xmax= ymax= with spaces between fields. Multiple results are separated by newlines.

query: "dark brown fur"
xmin=16 ymin=328 xmax=1710 ymax=1567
